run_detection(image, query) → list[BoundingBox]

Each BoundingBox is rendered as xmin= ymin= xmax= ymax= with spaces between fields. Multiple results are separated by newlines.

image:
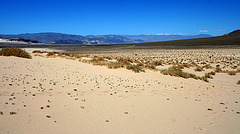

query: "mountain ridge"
xmin=0 ymin=32 xmax=213 ymax=45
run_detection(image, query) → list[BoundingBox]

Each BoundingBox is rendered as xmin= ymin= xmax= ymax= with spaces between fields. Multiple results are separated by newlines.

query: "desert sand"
xmin=0 ymin=48 xmax=240 ymax=134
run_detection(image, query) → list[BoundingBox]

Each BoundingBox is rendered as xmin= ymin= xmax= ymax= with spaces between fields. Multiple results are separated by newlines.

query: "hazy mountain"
xmin=0 ymin=33 xmax=136 ymax=44
xmin=131 ymin=30 xmax=240 ymax=48
xmin=0 ymin=32 xmax=213 ymax=45
xmin=123 ymin=34 xmax=213 ymax=43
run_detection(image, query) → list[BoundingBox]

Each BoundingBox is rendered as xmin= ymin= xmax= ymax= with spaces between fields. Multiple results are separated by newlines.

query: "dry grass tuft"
xmin=0 ymin=47 xmax=32 ymax=59
xmin=107 ymin=62 xmax=125 ymax=69
xmin=126 ymin=64 xmax=145 ymax=73
xmin=32 ymin=50 xmax=48 ymax=53
xmin=47 ymin=51 xmax=60 ymax=56
xmin=237 ymin=80 xmax=240 ymax=85
xmin=194 ymin=66 xmax=204 ymax=72
xmin=227 ymin=71 xmax=237 ymax=75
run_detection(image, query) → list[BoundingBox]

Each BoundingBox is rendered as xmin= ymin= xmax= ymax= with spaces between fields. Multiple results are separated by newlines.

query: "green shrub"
xmin=0 ymin=47 xmax=32 ymax=59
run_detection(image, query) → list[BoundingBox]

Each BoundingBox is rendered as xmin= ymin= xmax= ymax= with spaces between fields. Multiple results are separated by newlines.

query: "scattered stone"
xmin=220 ymin=102 xmax=225 ymax=105
xmin=207 ymin=108 xmax=212 ymax=111
xmin=0 ymin=111 xmax=3 ymax=115
xmin=106 ymin=120 xmax=109 ymax=122
xmin=10 ymin=112 xmax=17 ymax=115
xmin=46 ymin=105 xmax=50 ymax=108
xmin=40 ymin=107 xmax=44 ymax=109
xmin=74 ymin=89 xmax=77 ymax=91
xmin=46 ymin=115 xmax=51 ymax=118
xmin=124 ymin=112 xmax=128 ymax=114
xmin=236 ymin=112 xmax=240 ymax=114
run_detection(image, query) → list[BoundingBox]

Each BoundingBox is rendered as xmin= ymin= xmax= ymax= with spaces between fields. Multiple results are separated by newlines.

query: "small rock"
xmin=10 ymin=112 xmax=17 ymax=115
xmin=46 ymin=115 xmax=51 ymax=118
xmin=207 ymin=108 xmax=212 ymax=111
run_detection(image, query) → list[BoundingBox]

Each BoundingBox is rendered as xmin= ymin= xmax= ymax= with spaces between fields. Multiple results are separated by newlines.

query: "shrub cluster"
xmin=0 ymin=47 xmax=32 ymax=59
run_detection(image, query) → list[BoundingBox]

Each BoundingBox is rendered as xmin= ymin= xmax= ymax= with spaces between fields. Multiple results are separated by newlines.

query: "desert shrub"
xmin=194 ymin=66 xmax=204 ymax=72
xmin=227 ymin=71 xmax=237 ymax=75
xmin=214 ymin=67 xmax=222 ymax=73
xmin=160 ymin=65 xmax=202 ymax=80
xmin=209 ymin=71 xmax=216 ymax=75
xmin=151 ymin=61 xmax=163 ymax=66
xmin=0 ymin=47 xmax=32 ymax=59
xmin=204 ymin=73 xmax=213 ymax=79
xmin=237 ymin=69 xmax=240 ymax=73
xmin=202 ymin=64 xmax=213 ymax=69
xmin=32 ymin=50 xmax=42 ymax=53
xmin=237 ymin=80 xmax=240 ymax=85
xmin=126 ymin=64 xmax=145 ymax=73
xmin=180 ymin=63 xmax=192 ymax=68
xmin=107 ymin=62 xmax=125 ymax=69
xmin=47 ymin=51 xmax=60 ymax=56
xmin=117 ymin=58 xmax=133 ymax=64
xmin=137 ymin=62 xmax=144 ymax=67
xmin=103 ymin=56 xmax=112 ymax=60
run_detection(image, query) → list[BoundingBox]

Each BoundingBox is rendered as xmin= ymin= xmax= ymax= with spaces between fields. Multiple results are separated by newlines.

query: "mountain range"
xmin=0 ymin=32 xmax=212 ymax=45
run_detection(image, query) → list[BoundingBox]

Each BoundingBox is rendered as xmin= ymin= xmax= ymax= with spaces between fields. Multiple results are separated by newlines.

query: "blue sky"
xmin=0 ymin=0 xmax=239 ymax=35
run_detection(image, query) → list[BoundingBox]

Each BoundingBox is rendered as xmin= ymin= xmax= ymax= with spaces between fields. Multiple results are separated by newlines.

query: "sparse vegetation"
xmin=107 ymin=62 xmax=125 ymax=69
xmin=160 ymin=65 xmax=201 ymax=80
xmin=237 ymin=80 xmax=240 ymax=85
xmin=0 ymin=47 xmax=32 ymax=59
xmin=126 ymin=64 xmax=145 ymax=73
xmin=227 ymin=71 xmax=237 ymax=75
xmin=194 ymin=66 xmax=204 ymax=72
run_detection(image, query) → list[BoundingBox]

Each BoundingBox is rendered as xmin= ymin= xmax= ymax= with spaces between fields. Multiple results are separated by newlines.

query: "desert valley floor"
xmin=0 ymin=48 xmax=240 ymax=134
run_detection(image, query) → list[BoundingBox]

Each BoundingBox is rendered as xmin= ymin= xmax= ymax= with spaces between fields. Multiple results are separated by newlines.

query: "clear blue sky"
xmin=0 ymin=0 xmax=239 ymax=35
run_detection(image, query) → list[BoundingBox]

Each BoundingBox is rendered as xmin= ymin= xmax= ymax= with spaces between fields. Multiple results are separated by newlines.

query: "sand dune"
xmin=0 ymin=48 xmax=240 ymax=134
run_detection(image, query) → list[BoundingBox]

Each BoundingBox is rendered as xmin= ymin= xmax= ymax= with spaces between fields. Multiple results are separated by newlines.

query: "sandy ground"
xmin=0 ymin=49 xmax=240 ymax=134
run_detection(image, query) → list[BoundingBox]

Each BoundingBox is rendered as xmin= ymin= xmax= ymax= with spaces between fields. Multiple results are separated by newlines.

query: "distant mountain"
xmin=131 ymin=29 xmax=240 ymax=48
xmin=123 ymin=34 xmax=213 ymax=43
xmin=0 ymin=32 xmax=213 ymax=45
xmin=0 ymin=33 xmax=137 ymax=44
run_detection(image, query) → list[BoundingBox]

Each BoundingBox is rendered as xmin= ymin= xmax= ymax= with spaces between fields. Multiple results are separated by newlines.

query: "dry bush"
xmin=117 ymin=58 xmax=133 ymax=64
xmin=91 ymin=61 xmax=107 ymax=66
xmin=209 ymin=71 xmax=216 ymax=75
xmin=0 ymin=47 xmax=32 ymax=59
xmin=47 ymin=51 xmax=60 ymax=56
xmin=214 ymin=67 xmax=222 ymax=73
xmin=237 ymin=80 xmax=240 ymax=85
xmin=145 ymin=63 xmax=156 ymax=69
xmin=227 ymin=71 xmax=237 ymax=75
xmin=237 ymin=69 xmax=240 ymax=73
xmin=204 ymin=73 xmax=213 ymax=79
xmin=137 ymin=62 xmax=144 ymax=67
xmin=152 ymin=61 xmax=163 ymax=66
xmin=107 ymin=62 xmax=125 ymax=69
xmin=202 ymin=64 xmax=213 ymax=69
xmin=194 ymin=66 xmax=204 ymax=72
xmin=160 ymin=65 xmax=201 ymax=80
xmin=103 ymin=56 xmax=112 ymax=60
xmin=180 ymin=63 xmax=192 ymax=68
xmin=126 ymin=64 xmax=145 ymax=73
xmin=32 ymin=50 xmax=42 ymax=53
